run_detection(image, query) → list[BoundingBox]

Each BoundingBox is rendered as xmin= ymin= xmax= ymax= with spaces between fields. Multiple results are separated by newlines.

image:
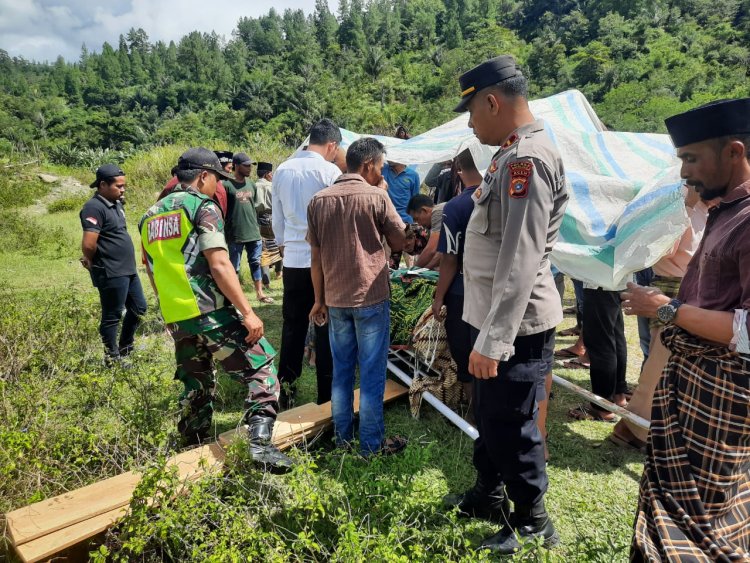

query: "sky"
xmin=0 ymin=0 xmax=338 ymax=63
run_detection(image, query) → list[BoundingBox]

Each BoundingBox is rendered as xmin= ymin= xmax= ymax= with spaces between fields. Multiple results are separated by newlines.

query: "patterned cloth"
xmin=632 ymin=326 xmax=750 ymax=562
xmin=408 ymin=308 xmax=465 ymax=416
xmin=174 ymin=310 xmax=280 ymax=440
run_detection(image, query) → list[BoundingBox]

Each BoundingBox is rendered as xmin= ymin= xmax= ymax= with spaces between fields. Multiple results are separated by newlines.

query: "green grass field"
xmin=0 ymin=169 xmax=646 ymax=561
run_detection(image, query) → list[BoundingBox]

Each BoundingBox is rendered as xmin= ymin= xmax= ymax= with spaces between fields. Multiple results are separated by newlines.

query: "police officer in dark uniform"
xmin=80 ymin=164 xmax=147 ymax=364
xmin=443 ymin=56 xmax=568 ymax=554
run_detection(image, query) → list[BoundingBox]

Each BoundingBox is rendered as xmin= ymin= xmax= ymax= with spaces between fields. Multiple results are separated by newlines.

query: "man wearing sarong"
xmin=622 ymin=98 xmax=750 ymax=562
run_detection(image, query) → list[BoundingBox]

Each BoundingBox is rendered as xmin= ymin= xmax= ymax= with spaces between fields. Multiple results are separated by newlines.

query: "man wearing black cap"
xmin=621 ymin=99 xmax=750 ymax=560
xmin=80 ymin=164 xmax=147 ymax=364
xmin=443 ymin=55 xmax=567 ymax=554
xmin=225 ymin=152 xmax=273 ymax=304
xmin=139 ymin=147 xmax=293 ymax=472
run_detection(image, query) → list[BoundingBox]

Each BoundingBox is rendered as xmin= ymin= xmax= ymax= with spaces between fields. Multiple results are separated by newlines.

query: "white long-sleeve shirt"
xmin=272 ymin=151 xmax=341 ymax=268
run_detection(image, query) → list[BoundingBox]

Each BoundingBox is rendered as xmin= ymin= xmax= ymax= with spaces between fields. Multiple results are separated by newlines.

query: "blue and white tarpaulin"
xmin=325 ymin=89 xmax=687 ymax=290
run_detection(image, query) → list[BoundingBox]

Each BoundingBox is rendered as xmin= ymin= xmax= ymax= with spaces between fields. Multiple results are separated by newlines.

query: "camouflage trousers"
xmin=173 ymin=320 xmax=280 ymax=441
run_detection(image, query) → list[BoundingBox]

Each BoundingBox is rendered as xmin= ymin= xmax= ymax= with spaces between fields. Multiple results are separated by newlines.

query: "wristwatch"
xmin=656 ymin=298 xmax=682 ymax=324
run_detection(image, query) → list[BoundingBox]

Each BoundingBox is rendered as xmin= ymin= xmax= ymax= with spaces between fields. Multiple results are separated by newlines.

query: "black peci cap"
xmin=90 ymin=163 xmax=125 ymax=188
xmin=665 ymin=98 xmax=750 ymax=148
xmin=214 ymin=150 xmax=233 ymax=164
xmin=454 ymin=55 xmax=524 ymax=113
xmin=177 ymin=147 xmax=233 ymax=180
xmin=257 ymin=161 xmax=272 ymax=175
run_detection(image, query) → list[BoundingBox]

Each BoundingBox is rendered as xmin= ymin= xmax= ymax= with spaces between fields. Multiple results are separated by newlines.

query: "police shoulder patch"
xmin=507 ymin=160 xmax=533 ymax=199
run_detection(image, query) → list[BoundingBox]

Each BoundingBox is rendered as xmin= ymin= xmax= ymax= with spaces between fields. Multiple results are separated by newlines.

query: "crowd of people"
xmin=78 ymin=54 xmax=750 ymax=559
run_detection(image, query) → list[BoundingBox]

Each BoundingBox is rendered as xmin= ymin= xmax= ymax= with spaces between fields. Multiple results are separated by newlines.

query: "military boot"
xmin=480 ymin=499 xmax=560 ymax=555
xmin=247 ymin=415 xmax=295 ymax=473
xmin=443 ymin=474 xmax=510 ymax=523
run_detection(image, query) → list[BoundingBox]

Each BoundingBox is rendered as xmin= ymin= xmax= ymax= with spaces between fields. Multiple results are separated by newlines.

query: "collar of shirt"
xmin=333 ymin=173 xmax=368 ymax=186
xmin=387 ymin=164 xmax=408 ymax=176
xmin=174 ymin=184 xmax=202 ymax=197
xmin=494 ymin=119 xmax=545 ymax=156
xmin=94 ymin=193 xmax=116 ymax=208
xmin=298 ymin=150 xmax=328 ymax=162
xmin=720 ymin=177 xmax=750 ymax=205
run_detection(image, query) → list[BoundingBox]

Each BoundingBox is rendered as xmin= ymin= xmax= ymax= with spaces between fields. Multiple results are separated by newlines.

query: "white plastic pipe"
xmin=551 ymin=374 xmax=650 ymax=429
xmin=386 ymin=356 xmax=480 ymax=440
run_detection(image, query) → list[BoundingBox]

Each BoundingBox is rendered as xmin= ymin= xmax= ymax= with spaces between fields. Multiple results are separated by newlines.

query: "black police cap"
xmin=665 ymin=98 xmax=750 ymax=148
xmin=454 ymin=55 xmax=524 ymax=113
xmin=90 ymin=163 xmax=125 ymax=188
xmin=177 ymin=147 xmax=233 ymax=180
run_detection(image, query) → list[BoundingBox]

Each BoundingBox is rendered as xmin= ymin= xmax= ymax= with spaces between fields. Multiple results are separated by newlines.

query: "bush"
xmin=0 ymin=174 xmax=49 ymax=209
xmin=0 ymin=210 xmax=75 ymax=257
xmin=47 ymin=193 xmax=89 ymax=213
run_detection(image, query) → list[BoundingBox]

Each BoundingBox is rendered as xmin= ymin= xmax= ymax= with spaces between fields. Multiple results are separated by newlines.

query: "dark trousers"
xmin=444 ymin=292 xmax=472 ymax=382
xmin=279 ymin=267 xmax=333 ymax=404
xmin=582 ymin=288 xmax=628 ymax=401
xmin=97 ymin=274 xmax=147 ymax=358
xmin=470 ymin=327 xmax=553 ymax=507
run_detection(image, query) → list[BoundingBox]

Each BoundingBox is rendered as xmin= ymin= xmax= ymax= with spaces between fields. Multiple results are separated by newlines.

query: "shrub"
xmin=47 ymin=193 xmax=89 ymax=213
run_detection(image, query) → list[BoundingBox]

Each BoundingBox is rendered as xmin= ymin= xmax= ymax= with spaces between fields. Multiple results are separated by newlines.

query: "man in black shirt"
xmin=80 ymin=164 xmax=147 ymax=364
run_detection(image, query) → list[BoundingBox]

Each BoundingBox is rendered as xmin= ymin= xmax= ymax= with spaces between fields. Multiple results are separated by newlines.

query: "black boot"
xmin=443 ymin=474 xmax=510 ymax=523
xmin=480 ymin=499 xmax=559 ymax=554
xmin=247 ymin=415 xmax=295 ymax=473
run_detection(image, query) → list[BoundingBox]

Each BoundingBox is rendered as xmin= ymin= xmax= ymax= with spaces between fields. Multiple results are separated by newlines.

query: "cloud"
xmin=0 ymin=0 xmax=337 ymax=62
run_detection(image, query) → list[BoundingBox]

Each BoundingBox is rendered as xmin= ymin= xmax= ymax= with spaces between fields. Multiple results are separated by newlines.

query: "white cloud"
xmin=0 ymin=0 xmax=338 ymax=62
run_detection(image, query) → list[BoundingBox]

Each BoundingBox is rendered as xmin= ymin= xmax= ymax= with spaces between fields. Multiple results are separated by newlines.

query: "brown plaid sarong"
xmin=632 ymin=327 xmax=750 ymax=562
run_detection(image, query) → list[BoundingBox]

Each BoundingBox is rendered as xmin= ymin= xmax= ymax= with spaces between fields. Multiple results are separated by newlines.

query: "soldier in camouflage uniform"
xmin=140 ymin=147 xmax=293 ymax=472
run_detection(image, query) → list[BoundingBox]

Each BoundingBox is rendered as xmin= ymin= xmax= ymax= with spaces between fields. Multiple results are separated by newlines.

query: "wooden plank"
xmin=8 ymin=383 xmax=407 ymax=562
xmin=218 ymin=380 xmax=408 ymax=448
xmin=6 ymin=472 xmax=141 ymax=547
xmin=14 ymin=444 xmax=226 ymax=563
xmin=7 ymin=444 xmax=225 ymax=549
xmin=15 ymin=506 xmax=127 ymax=563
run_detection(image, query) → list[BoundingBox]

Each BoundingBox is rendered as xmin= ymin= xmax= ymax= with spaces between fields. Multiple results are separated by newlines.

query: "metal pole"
xmin=386 ymin=356 xmax=480 ymax=440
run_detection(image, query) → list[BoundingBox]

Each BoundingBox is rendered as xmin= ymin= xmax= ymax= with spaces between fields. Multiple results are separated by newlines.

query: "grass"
xmin=0 ymin=164 xmax=646 ymax=561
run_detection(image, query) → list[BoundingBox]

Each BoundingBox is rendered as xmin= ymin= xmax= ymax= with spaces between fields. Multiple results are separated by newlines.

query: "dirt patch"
xmin=28 ymin=174 xmax=89 ymax=214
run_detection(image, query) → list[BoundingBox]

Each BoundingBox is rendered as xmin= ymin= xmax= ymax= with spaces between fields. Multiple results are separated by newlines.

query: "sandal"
xmin=562 ymin=358 xmax=590 ymax=370
xmin=258 ymin=296 xmax=275 ymax=304
xmin=557 ymin=326 xmax=581 ymax=337
xmin=568 ymin=405 xmax=616 ymax=423
xmin=378 ymin=435 xmax=408 ymax=455
xmin=554 ymin=347 xmax=582 ymax=360
xmin=563 ymin=306 xmax=577 ymax=315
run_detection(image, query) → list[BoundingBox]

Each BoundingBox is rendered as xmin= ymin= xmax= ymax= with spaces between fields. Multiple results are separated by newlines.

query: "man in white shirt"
xmin=272 ymin=119 xmax=342 ymax=406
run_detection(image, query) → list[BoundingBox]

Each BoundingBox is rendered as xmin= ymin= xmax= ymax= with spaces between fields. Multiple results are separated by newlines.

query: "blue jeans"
xmin=328 ymin=300 xmax=390 ymax=455
xmin=97 ymin=274 xmax=147 ymax=358
xmin=229 ymin=240 xmax=262 ymax=282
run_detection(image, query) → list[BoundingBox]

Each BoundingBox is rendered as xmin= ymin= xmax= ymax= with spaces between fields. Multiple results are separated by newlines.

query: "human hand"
xmin=309 ymin=302 xmax=328 ymax=327
xmin=620 ymin=282 xmax=670 ymax=318
xmin=80 ymin=257 xmax=91 ymax=270
xmin=468 ymin=350 xmax=499 ymax=379
xmin=242 ymin=310 xmax=265 ymax=344
xmin=278 ymin=245 xmax=284 ymax=258
xmin=377 ymin=178 xmax=389 ymax=191
xmin=432 ymin=298 xmax=446 ymax=321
